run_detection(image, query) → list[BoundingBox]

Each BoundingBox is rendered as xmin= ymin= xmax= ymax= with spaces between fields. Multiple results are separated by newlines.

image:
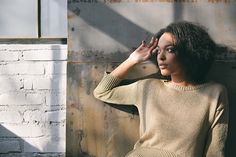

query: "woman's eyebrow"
xmin=157 ymin=44 xmax=175 ymax=48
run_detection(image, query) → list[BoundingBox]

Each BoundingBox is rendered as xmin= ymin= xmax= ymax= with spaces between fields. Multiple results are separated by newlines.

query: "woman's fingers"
xmin=150 ymin=38 xmax=158 ymax=50
xmin=135 ymin=37 xmax=158 ymax=56
xmin=136 ymin=40 xmax=146 ymax=51
xmin=147 ymin=37 xmax=155 ymax=48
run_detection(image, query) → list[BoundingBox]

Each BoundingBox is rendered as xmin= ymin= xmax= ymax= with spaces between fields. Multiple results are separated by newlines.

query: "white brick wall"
xmin=0 ymin=140 xmax=21 ymax=153
xmin=0 ymin=44 xmax=67 ymax=156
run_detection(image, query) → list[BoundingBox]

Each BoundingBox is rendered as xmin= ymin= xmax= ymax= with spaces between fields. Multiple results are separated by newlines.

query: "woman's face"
xmin=156 ymin=32 xmax=184 ymax=77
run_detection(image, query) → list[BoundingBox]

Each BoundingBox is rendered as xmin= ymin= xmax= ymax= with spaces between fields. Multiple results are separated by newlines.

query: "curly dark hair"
xmin=156 ymin=21 xmax=217 ymax=84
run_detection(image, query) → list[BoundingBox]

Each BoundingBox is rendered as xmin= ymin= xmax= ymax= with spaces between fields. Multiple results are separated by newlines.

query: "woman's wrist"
xmin=127 ymin=54 xmax=140 ymax=66
xmin=110 ymin=56 xmax=137 ymax=79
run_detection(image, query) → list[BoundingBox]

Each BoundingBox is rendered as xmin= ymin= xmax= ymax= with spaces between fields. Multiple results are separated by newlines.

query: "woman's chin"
xmin=160 ymin=70 xmax=171 ymax=76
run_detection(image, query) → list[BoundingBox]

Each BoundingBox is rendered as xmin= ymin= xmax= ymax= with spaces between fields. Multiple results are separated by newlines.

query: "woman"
xmin=93 ymin=21 xmax=228 ymax=157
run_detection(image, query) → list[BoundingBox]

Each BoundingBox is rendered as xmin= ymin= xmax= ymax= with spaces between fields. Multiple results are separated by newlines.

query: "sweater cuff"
xmin=98 ymin=72 xmax=122 ymax=90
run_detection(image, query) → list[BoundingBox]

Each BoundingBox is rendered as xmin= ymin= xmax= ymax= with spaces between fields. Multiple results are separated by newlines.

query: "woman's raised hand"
xmin=110 ymin=37 xmax=158 ymax=79
xmin=128 ymin=37 xmax=158 ymax=64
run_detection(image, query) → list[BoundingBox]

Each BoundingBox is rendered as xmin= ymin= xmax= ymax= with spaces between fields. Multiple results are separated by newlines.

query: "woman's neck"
xmin=171 ymin=80 xmax=196 ymax=86
xmin=171 ymin=74 xmax=196 ymax=86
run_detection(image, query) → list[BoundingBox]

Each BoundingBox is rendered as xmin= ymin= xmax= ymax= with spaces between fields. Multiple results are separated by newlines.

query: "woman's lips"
xmin=158 ymin=64 xmax=168 ymax=69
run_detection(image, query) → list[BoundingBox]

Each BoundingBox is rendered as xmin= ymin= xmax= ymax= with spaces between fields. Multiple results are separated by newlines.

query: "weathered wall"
xmin=67 ymin=0 xmax=236 ymax=157
xmin=0 ymin=44 xmax=67 ymax=156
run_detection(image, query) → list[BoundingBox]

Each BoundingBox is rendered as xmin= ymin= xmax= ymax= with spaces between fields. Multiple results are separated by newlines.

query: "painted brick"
xmin=0 ymin=111 xmax=23 ymax=123
xmin=0 ymin=44 xmax=67 ymax=156
xmin=0 ymin=140 xmax=21 ymax=153
xmin=0 ymin=153 xmax=65 ymax=157
xmin=0 ymin=124 xmax=44 ymax=138
xmin=23 ymin=137 xmax=65 ymax=152
xmin=44 ymin=61 xmax=67 ymax=75
xmin=23 ymin=109 xmax=67 ymax=124
xmin=44 ymin=125 xmax=65 ymax=138
xmin=0 ymin=77 xmax=23 ymax=93
xmin=26 ymin=93 xmax=44 ymax=105
xmin=0 ymin=63 xmax=44 ymax=75
xmin=0 ymin=51 xmax=19 ymax=61
xmin=33 ymin=76 xmax=66 ymax=90
xmin=46 ymin=110 xmax=66 ymax=122
xmin=0 ymin=93 xmax=43 ymax=105
xmin=46 ymin=93 xmax=66 ymax=106
xmin=24 ymin=78 xmax=33 ymax=90
xmin=23 ymin=109 xmax=66 ymax=124
xmin=23 ymin=110 xmax=42 ymax=123
xmin=23 ymin=46 xmax=67 ymax=61
xmin=0 ymin=44 xmax=66 ymax=51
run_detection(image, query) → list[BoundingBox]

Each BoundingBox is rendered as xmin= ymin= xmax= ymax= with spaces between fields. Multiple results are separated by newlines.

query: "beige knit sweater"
xmin=93 ymin=73 xmax=228 ymax=157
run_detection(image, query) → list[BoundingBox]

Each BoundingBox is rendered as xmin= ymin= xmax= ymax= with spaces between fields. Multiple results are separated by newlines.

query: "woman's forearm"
xmin=111 ymin=57 xmax=137 ymax=79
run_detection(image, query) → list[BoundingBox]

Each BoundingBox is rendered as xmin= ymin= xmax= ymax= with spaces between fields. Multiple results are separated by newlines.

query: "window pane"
xmin=41 ymin=0 xmax=67 ymax=38
xmin=0 ymin=0 xmax=38 ymax=38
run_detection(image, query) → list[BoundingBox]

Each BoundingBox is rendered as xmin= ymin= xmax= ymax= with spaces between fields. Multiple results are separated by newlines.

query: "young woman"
xmin=93 ymin=21 xmax=228 ymax=157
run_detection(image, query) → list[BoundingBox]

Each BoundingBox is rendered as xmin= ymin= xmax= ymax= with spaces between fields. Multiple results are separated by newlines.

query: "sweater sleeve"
xmin=204 ymin=87 xmax=229 ymax=157
xmin=93 ymin=72 xmax=139 ymax=106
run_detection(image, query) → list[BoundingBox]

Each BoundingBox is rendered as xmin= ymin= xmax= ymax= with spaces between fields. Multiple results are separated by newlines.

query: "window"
xmin=0 ymin=0 xmax=67 ymax=39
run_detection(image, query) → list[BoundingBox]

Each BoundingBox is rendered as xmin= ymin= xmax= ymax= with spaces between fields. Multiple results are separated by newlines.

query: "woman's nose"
xmin=157 ymin=51 xmax=166 ymax=61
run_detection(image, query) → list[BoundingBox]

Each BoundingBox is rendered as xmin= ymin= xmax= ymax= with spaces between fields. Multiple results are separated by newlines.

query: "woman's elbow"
xmin=93 ymin=88 xmax=100 ymax=99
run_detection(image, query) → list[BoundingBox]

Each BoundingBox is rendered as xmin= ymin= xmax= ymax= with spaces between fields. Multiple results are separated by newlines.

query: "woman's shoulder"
xmin=136 ymin=78 xmax=166 ymax=87
xmin=200 ymin=81 xmax=228 ymax=99
xmin=207 ymin=81 xmax=227 ymax=92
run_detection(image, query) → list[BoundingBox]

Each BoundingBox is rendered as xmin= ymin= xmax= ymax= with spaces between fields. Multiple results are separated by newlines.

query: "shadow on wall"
xmin=49 ymin=44 xmax=66 ymax=153
xmin=0 ymin=44 xmax=66 ymax=156
xmin=68 ymin=0 xmax=154 ymax=51
xmin=0 ymin=124 xmax=40 ymax=155
xmin=207 ymin=47 xmax=236 ymax=157
xmin=0 ymin=46 xmax=41 ymax=155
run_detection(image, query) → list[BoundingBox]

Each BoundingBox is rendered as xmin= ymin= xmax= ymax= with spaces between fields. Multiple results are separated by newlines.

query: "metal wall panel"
xmin=67 ymin=1 xmax=236 ymax=156
xmin=0 ymin=0 xmax=38 ymax=38
xmin=41 ymin=0 xmax=68 ymax=38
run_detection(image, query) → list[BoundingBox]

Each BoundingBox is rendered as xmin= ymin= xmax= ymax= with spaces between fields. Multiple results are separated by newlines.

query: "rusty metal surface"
xmin=67 ymin=1 xmax=236 ymax=157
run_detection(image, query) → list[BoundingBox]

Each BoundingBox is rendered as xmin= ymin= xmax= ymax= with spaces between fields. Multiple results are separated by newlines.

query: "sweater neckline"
xmin=162 ymin=80 xmax=211 ymax=91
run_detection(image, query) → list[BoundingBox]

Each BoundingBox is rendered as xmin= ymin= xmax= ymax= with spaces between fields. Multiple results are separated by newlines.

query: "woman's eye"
xmin=166 ymin=47 xmax=174 ymax=53
xmin=156 ymin=48 xmax=161 ymax=54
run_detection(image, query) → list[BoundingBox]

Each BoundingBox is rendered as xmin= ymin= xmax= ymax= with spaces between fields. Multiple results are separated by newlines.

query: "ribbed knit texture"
xmin=94 ymin=73 xmax=228 ymax=157
xmin=125 ymin=147 xmax=180 ymax=157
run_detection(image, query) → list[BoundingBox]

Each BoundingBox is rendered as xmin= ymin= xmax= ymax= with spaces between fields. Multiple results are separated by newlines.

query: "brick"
xmin=1 ymin=153 xmax=65 ymax=157
xmin=0 ymin=44 xmax=67 ymax=51
xmin=0 ymin=111 xmax=23 ymax=123
xmin=0 ymin=63 xmax=44 ymax=75
xmin=23 ymin=47 xmax=67 ymax=61
xmin=46 ymin=93 xmax=66 ymax=106
xmin=0 ymin=93 xmax=43 ymax=105
xmin=44 ymin=125 xmax=65 ymax=138
xmin=0 ymin=51 xmax=19 ymax=61
xmin=44 ymin=61 xmax=67 ymax=75
xmin=0 ymin=124 xmax=44 ymax=138
xmin=23 ymin=110 xmax=42 ymax=123
xmin=0 ymin=77 xmax=23 ymax=93
xmin=24 ymin=78 xmax=33 ymax=90
xmin=23 ymin=137 xmax=65 ymax=152
xmin=23 ymin=109 xmax=66 ymax=123
xmin=26 ymin=93 xmax=44 ymax=105
xmin=0 ymin=140 xmax=21 ymax=153
xmin=0 ymin=44 xmax=67 ymax=156
xmin=33 ymin=76 xmax=66 ymax=90
xmin=46 ymin=110 xmax=66 ymax=122
xmin=31 ymin=153 xmax=65 ymax=157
